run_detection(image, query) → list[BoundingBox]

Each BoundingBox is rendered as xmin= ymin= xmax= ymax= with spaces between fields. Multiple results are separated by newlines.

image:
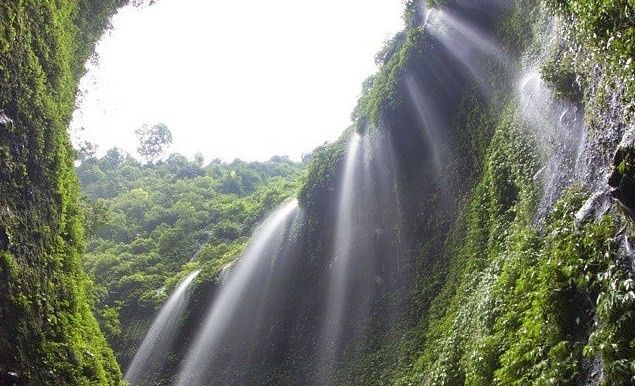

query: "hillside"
xmin=76 ymin=150 xmax=304 ymax=368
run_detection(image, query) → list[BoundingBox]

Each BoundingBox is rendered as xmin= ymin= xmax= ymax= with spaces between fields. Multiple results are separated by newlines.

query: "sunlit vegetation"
xmin=1 ymin=0 xmax=634 ymax=384
xmin=311 ymin=0 xmax=635 ymax=385
xmin=134 ymin=123 xmax=173 ymax=164
xmin=0 ymin=1 xmax=131 ymax=384
xmin=77 ymin=149 xmax=304 ymax=365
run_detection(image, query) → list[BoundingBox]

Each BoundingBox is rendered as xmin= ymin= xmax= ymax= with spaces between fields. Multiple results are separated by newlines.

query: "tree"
xmin=194 ymin=152 xmax=205 ymax=167
xmin=135 ymin=123 xmax=173 ymax=164
xmin=104 ymin=147 xmax=125 ymax=168
xmin=80 ymin=197 xmax=111 ymax=237
xmin=76 ymin=147 xmax=305 ymax=375
xmin=76 ymin=140 xmax=99 ymax=161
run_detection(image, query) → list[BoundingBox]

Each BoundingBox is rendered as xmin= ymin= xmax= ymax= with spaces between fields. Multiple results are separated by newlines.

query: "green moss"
xmin=395 ymin=113 xmax=630 ymax=385
xmin=541 ymin=48 xmax=584 ymax=103
xmin=0 ymin=1 xmax=128 ymax=384
xmin=331 ymin=0 xmax=635 ymax=378
xmin=299 ymin=133 xmax=348 ymax=210
xmin=359 ymin=31 xmax=431 ymax=130
xmin=546 ymin=0 xmax=635 ymax=117
xmin=398 ymin=2 xmax=635 ymax=384
xmin=617 ymin=158 xmax=628 ymax=176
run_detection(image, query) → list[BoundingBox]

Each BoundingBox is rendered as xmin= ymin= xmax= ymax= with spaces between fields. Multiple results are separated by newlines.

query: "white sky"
xmin=71 ymin=0 xmax=405 ymax=162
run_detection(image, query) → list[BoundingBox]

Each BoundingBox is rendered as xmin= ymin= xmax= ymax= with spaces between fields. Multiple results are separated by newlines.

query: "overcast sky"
xmin=71 ymin=0 xmax=405 ymax=162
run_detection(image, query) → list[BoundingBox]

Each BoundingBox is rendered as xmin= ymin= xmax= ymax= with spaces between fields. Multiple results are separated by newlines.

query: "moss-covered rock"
xmin=302 ymin=0 xmax=635 ymax=384
xmin=0 ymin=1 xmax=129 ymax=384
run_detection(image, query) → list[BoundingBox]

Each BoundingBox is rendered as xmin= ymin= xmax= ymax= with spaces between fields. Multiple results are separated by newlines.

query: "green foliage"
xmin=541 ymin=56 xmax=584 ymax=103
xmin=406 ymin=0 xmax=635 ymax=382
xmin=332 ymin=0 xmax=635 ymax=384
xmin=299 ymin=134 xmax=347 ymax=211
xmin=547 ymin=0 xmax=634 ymax=65
xmin=77 ymin=150 xmax=304 ymax=364
xmin=387 ymin=109 xmax=632 ymax=386
xmin=546 ymin=0 xmax=635 ymax=115
xmin=0 ymin=1 xmax=130 ymax=384
xmin=352 ymin=30 xmax=422 ymax=128
xmin=135 ymin=122 xmax=173 ymax=164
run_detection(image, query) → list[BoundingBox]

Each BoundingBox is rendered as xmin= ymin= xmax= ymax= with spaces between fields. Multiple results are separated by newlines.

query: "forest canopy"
xmin=76 ymin=149 xmax=305 ymax=362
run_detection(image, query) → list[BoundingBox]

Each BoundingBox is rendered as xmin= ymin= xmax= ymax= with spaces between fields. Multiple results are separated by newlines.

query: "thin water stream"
xmin=175 ymin=200 xmax=301 ymax=385
xmin=125 ymin=269 xmax=200 ymax=385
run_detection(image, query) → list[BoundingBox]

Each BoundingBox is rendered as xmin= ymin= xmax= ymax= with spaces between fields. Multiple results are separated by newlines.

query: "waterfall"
xmin=125 ymin=269 xmax=200 ymax=386
xmin=316 ymin=131 xmax=406 ymax=383
xmin=166 ymin=134 xmax=407 ymax=385
xmin=175 ymin=200 xmax=301 ymax=385
xmin=317 ymin=134 xmax=362 ymax=383
xmin=127 ymin=4 xmax=532 ymax=384
xmin=405 ymin=74 xmax=446 ymax=169
xmin=518 ymin=70 xmax=585 ymax=219
xmin=426 ymin=7 xmax=511 ymax=96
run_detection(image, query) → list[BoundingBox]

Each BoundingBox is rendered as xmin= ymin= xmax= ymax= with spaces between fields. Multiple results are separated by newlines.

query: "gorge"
xmin=1 ymin=0 xmax=634 ymax=385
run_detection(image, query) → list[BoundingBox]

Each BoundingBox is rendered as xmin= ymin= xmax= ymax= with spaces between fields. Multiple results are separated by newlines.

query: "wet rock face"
xmin=610 ymin=175 xmax=635 ymax=219
xmin=608 ymin=128 xmax=635 ymax=220
xmin=617 ymin=233 xmax=635 ymax=279
xmin=573 ymin=65 xmax=631 ymax=193
xmin=575 ymin=190 xmax=613 ymax=226
xmin=579 ymin=353 xmax=603 ymax=386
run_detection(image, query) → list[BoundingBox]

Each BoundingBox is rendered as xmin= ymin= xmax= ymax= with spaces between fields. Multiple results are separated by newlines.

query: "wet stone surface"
xmin=575 ymin=190 xmax=613 ymax=227
xmin=608 ymin=127 xmax=635 ymax=220
xmin=617 ymin=233 xmax=635 ymax=279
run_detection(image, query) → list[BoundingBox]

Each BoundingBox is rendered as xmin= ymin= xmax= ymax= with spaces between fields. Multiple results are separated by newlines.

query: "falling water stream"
xmin=125 ymin=269 xmax=200 ymax=385
xmin=426 ymin=7 xmax=511 ymax=96
xmin=518 ymin=70 xmax=585 ymax=219
xmin=120 ymin=2 xmax=596 ymax=384
xmin=317 ymin=134 xmax=362 ymax=383
xmin=175 ymin=200 xmax=301 ymax=385
xmin=315 ymin=129 xmax=408 ymax=384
